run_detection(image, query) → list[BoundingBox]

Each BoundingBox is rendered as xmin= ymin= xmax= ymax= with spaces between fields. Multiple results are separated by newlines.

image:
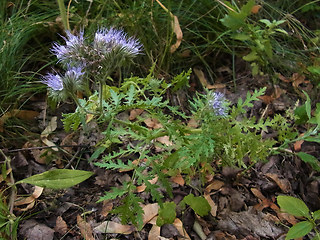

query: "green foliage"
xmin=277 ymin=195 xmax=320 ymax=240
xmin=286 ymin=221 xmax=314 ymax=240
xmin=111 ymin=190 xmax=144 ymax=230
xmin=222 ymin=3 xmax=288 ymax=76
xmin=219 ymin=0 xmax=318 ymax=78
xmin=156 ymin=202 xmax=176 ymax=226
xmin=0 ymin=194 xmax=21 ymax=240
xmin=220 ymin=0 xmax=255 ymax=30
xmin=277 ymin=196 xmax=311 ymax=218
xmin=17 ymin=169 xmax=94 ymax=189
xmin=62 ymin=112 xmax=83 ymax=132
xmin=0 ymin=1 xmax=57 ymax=112
xmin=57 ymin=69 xmax=296 ymax=227
xmin=289 ymin=92 xmax=320 ymax=172
xmin=297 ymin=152 xmax=320 ymax=172
xmin=182 ymin=194 xmax=211 ymax=217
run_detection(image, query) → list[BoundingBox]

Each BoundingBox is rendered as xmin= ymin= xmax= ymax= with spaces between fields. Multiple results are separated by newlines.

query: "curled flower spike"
xmin=42 ymin=72 xmax=63 ymax=91
xmin=65 ymin=30 xmax=85 ymax=48
xmin=65 ymin=65 xmax=85 ymax=83
xmin=51 ymin=30 xmax=85 ymax=64
xmin=94 ymin=27 xmax=142 ymax=56
xmin=208 ymin=92 xmax=228 ymax=117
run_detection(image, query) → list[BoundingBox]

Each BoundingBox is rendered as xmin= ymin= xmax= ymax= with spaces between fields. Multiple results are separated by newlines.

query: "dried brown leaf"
xmin=204 ymin=194 xmax=217 ymax=217
xmin=170 ymin=15 xmax=183 ymax=53
xmin=294 ymin=133 xmax=305 ymax=152
xmin=148 ymin=224 xmax=161 ymax=240
xmin=15 ymin=201 xmax=35 ymax=211
xmin=173 ymin=218 xmax=191 ymax=240
xmin=30 ymin=149 xmax=47 ymax=164
xmin=187 ymin=118 xmax=199 ymax=128
xmin=258 ymin=95 xmax=274 ymax=104
xmin=101 ymin=200 xmax=113 ymax=217
xmin=205 ymin=180 xmax=224 ymax=193
xmin=93 ymin=221 xmax=134 ymax=234
xmin=193 ymin=68 xmax=209 ymax=88
xmin=77 ymin=215 xmax=94 ymax=240
xmin=171 ymin=174 xmax=185 ymax=186
xmin=265 ymin=173 xmax=291 ymax=193
xmin=54 ymin=216 xmax=68 ymax=235
xmin=41 ymin=117 xmax=58 ymax=151
xmin=15 ymin=186 xmax=43 ymax=206
xmin=0 ymin=110 xmax=39 ymax=132
xmin=251 ymin=188 xmax=266 ymax=201
xmin=129 ymin=109 xmax=144 ymax=120
xmin=156 ymin=136 xmax=173 ymax=146
xmin=207 ymin=83 xmax=226 ymax=89
xmin=142 ymin=203 xmax=160 ymax=225
xmin=136 ymin=176 xmax=159 ymax=193
xmin=144 ymin=118 xmax=163 ymax=129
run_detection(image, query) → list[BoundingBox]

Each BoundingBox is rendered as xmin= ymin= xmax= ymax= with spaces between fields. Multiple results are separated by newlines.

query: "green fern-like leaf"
xmin=62 ymin=112 xmax=82 ymax=132
xmin=112 ymin=191 xmax=144 ymax=230
xmin=98 ymin=185 xmax=129 ymax=202
xmin=232 ymin=87 xmax=266 ymax=117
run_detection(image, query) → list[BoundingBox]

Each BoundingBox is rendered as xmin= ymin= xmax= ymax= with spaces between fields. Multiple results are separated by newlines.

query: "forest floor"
xmin=2 ymin=65 xmax=319 ymax=240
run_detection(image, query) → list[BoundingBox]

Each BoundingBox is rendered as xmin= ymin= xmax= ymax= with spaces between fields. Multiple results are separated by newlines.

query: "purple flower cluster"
xmin=41 ymin=73 xmax=63 ymax=91
xmin=42 ymin=27 xmax=141 ymax=98
xmin=42 ymin=66 xmax=84 ymax=93
xmin=51 ymin=30 xmax=85 ymax=64
xmin=64 ymin=65 xmax=85 ymax=84
xmin=208 ymin=92 xmax=228 ymax=117
xmin=94 ymin=28 xmax=142 ymax=56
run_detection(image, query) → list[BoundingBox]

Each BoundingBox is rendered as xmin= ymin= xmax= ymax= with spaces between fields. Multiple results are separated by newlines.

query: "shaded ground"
xmin=1 ymin=64 xmax=320 ymax=240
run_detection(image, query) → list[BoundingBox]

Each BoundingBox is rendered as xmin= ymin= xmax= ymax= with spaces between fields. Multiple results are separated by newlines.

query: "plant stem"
xmin=56 ymin=0 xmax=69 ymax=31
xmin=99 ymin=80 xmax=104 ymax=113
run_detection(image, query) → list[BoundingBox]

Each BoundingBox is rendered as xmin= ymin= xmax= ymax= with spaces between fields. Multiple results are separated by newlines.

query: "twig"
xmin=5 ymin=144 xmax=87 ymax=153
xmin=64 ymin=148 xmax=81 ymax=169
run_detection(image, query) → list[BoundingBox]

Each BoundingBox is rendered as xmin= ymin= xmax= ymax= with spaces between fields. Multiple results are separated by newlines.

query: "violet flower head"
xmin=208 ymin=92 xmax=228 ymax=117
xmin=94 ymin=27 xmax=142 ymax=56
xmin=65 ymin=65 xmax=85 ymax=82
xmin=65 ymin=30 xmax=85 ymax=48
xmin=51 ymin=30 xmax=85 ymax=63
xmin=42 ymin=73 xmax=63 ymax=91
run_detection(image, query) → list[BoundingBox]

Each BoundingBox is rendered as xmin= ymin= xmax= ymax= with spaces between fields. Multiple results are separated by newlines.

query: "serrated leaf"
xmin=124 ymin=85 xmax=136 ymax=105
xmin=313 ymin=210 xmax=320 ymax=220
xmin=110 ymin=89 xmax=121 ymax=106
xmin=277 ymin=196 xmax=310 ymax=218
xmin=156 ymin=202 xmax=176 ymax=226
xmin=18 ymin=169 xmax=93 ymax=189
xmin=285 ymin=221 xmax=313 ymax=240
xmin=98 ymin=185 xmax=128 ymax=202
xmin=112 ymin=192 xmax=144 ymax=230
xmin=183 ymin=194 xmax=211 ymax=217
xmin=297 ymin=152 xmax=320 ymax=172
xmin=62 ymin=112 xmax=81 ymax=132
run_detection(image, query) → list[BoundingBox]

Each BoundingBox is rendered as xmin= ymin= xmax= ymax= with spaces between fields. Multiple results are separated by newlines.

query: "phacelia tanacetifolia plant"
xmin=42 ymin=27 xmax=142 ymax=111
